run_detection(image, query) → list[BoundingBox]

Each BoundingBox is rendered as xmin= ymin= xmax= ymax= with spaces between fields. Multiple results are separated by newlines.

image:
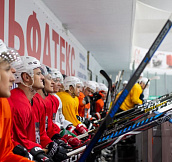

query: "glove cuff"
xmin=51 ymin=133 xmax=61 ymax=140
xmin=47 ymin=142 xmax=58 ymax=158
xmin=30 ymin=147 xmax=44 ymax=157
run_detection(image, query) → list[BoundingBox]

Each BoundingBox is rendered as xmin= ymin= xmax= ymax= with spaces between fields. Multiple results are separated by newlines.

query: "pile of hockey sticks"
xmin=61 ymin=14 xmax=172 ymax=162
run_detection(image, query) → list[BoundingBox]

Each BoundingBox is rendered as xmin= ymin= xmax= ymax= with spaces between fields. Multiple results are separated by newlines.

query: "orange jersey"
xmin=78 ymin=92 xmax=90 ymax=118
xmin=0 ymin=98 xmax=32 ymax=162
xmin=95 ymin=98 xmax=104 ymax=113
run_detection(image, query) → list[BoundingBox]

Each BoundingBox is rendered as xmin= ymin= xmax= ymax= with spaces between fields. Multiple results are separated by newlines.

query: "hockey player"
xmin=78 ymin=81 xmax=96 ymax=118
xmin=32 ymin=64 xmax=70 ymax=161
xmin=0 ymin=40 xmax=32 ymax=162
xmin=139 ymin=77 xmax=150 ymax=100
xmin=50 ymin=68 xmax=73 ymax=130
xmin=8 ymin=56 xmax=67 ymax=162
xmin=57 ymin=76 xmax=88 ymax=135
xmin=37 ymin=65 xmax=81 ymax=148
xmin=50 ymin=68 xmax=78 ymax=135
xmin=95 ymin=83 xmax=108 ymax=113
xmin=117 ymin=81 xmax=143 ymax=111
xmin=122 ymin=80 xmax=128 ymax=90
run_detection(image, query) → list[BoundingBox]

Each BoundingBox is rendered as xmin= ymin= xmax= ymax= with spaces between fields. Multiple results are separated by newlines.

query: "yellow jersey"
xmin=57 ymin=92 xmax=81 ymax=127
xmin=117 ymin=83 xmax=143 ymax=111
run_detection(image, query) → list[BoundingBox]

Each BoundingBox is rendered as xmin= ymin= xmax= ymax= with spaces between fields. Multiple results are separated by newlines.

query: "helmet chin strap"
xmin=42 ymin=88 xmax=48 ymax=96
xmin=68 ymin=86 xmax=76 ymax=98
xmin=21 ymin=76 xmax=36 ymax=93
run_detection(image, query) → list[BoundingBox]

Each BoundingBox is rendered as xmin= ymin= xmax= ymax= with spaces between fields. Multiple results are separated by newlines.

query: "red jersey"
xmin=0 ymin=97 xmax=32 ymax=162
xmin=44 ymin=94 xmax=60 ymax=139
xmin=32 ymin=93 xmax=52 ymax=148
xmin=8 ymin=88 xmax=42 ymax=151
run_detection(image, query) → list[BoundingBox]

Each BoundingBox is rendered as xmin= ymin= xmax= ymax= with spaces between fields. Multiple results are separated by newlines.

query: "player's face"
xmin=52 ymin=77 xmax=61 ymax=93
xmin=74 ymin=83 xmax=82 ymax=97
xmin=102 ymin=91 xmax=107 ymax=100
xmin=140 ymin=82 xmax=146 ymax=90
xmin=44 ymin=74 xmax=55 ymax=93
xmin=0 ymin=61 xmax=15 ymax=97
xmin=32 ymin=68 xmax=44 ymax=90
xmin=84 ymin=87 xmax=94 ymax=96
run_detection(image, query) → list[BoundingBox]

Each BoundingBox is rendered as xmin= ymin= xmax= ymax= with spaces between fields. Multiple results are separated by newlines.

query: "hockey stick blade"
xmin=79 ymin=14 xmax=172 ymax=161
xmin=100 ymin=70 xmax=111 ymax=84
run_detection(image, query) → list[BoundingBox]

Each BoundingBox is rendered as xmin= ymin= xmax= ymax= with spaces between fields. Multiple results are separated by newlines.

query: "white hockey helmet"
xmin=140 ymin=77 xmax=149 ymax=85
xmin=98 ymin=83 xmax=108 ymax=92
xmin=0 ymin=40 xmax=22 ymax=67
xmin=63 ymin=76 xmax=82 ymax=91
xmin=84 ymin=81 xmax=96 ymax=93
xmin=40 ymin=64 xmax=49 ymax=76
xmin=89 ymin=81 xmax=99 ymax=92
xmin=123 ymin=80 xmax=128 ymax=85
xmin=50 ymin=68 xmax=63 ymax=83
xmin=14 ymin=56 xmax=41 ymax=83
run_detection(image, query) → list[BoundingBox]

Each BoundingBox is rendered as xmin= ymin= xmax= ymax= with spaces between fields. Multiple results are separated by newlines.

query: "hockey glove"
xmin=92 ymin=112 xmax=101 ymax=120
xmin=83 ymin=118 xmax=95 ymax=130
xmin=89 ymin=117 xmax=99 ymax=127
xmin=47 ymin=141 xmax=59 ymax=158
xmin=30 ymin=147 xmax=53 ymax=162
xmin=13 ymin=145 xmax=33 ymax=160
xmin=75 ymin=124 xmax=88 ymax=135
xmin=55 ymin=139 xmax=72 ymax=150
xmin=53 ymin=146 xmax=69 ymax=162
xmin=66 ymin=125 xmax=78 ymax=136
xmin=76 ymin=115 xmax=85 ymax=123
xmin=63 ymin=134 xmax=81 ymax=147
xmin=47 ymin=141 xmax=69 ymax=161
xmin=51 ymin=133 xmax=61 ymax=141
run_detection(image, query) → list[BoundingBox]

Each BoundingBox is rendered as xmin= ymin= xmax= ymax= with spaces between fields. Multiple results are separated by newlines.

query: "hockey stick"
xmin=79 ymin=14 xmax=172 ymax=161
xmin=115 ymin=71 xmax=121 ymax=88
xmin=93 ymin=105 xmax=172 ymax=151
xmin=100 ymin=70 xmax=112 ymax=112
xmin=100 ymin=97 xmax=172 ymax=139
xmin=115 ymin=70 xmax=124 ymax=94
xmin=64 ymin=94 xmax=172 ymax=161
xmin=113 ymin=71 xmax=121 ymax=99
xmin=76 ymin=129 xmax=96 ymax=139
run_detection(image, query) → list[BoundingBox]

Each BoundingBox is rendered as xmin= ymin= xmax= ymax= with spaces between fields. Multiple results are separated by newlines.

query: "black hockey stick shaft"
xmin=100 ymin=70 xmax=112 ymax=112
xmin=79 ymin=15 xmax=172 ymax=162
